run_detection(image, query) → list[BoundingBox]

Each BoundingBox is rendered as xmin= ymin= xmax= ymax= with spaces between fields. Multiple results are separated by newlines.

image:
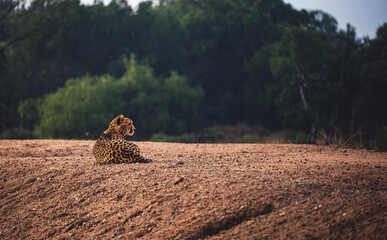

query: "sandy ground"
xmin=0 ymin=140 xmax=386 ymax=239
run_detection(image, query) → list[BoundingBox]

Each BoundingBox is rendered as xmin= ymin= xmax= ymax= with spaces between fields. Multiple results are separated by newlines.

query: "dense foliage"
xmin=32 ymin=55 xmax=203 ymax=138
xmin=1 ymin=0 xmax=386 ymax=145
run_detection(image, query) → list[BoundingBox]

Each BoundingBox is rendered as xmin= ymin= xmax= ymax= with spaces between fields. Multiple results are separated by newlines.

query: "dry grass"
xmin=316 ymin=127 xmax=365 ymax=149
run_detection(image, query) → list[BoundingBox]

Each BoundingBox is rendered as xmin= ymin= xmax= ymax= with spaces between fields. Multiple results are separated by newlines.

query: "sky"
xmin=283 ymin=0 xmax=387 ymax=38
xmin=81 ymin=0 xmax=387 ymax=39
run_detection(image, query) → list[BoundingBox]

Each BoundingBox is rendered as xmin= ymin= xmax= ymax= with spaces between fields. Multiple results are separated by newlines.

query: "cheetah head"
xmin=105 ymin=114 xmax=136 ymax=137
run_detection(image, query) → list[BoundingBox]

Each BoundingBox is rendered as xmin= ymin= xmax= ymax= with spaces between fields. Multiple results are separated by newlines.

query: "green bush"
xmin=150 ymin=133 xmax=194 ymax=143
xmin=32 ymin=55 xmax=203 ymax=139
xmin=34 ymin=75 xmax=122 ymax=138
xmin=1 ymin=127 xmax=35 ymax=139
xmin=267 ymin=130 xmax=309 ymax=144
xmin=149 ymin=124 xmax=311 ymax=144
xmin=202 ymin=126 xmax=225 ymax=142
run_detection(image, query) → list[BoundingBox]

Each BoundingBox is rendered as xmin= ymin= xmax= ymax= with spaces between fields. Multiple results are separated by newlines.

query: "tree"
xmin=356 ymin=24 xmax=387 ymax=137
xmin=258 ymin=11 xmax=339 ymax=142
xmin=1 ymin=0 xmax=136 ymax=136
xmin=0 ymin=0 xmax=38 ymax=133
xmin=2 ymin=0 xmax=385 ymax=145
xmin=178 ymin=0 xmax=293 ymax=124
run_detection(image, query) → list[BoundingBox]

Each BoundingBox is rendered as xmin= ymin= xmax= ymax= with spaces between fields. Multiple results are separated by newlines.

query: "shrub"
xmin=33 ymin=55 xmax=203 ymax=139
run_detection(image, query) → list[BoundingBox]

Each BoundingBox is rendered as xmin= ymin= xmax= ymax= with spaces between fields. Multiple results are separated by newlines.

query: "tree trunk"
xmin=327 ymin=31 xmax=360 ymax=136
xmin=288 ymin=26 xmax=319 ymax=143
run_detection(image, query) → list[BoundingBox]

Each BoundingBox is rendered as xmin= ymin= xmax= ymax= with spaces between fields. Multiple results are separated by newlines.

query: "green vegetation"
xmin=150 ymin=124 xmax=309 ymax=144
xmin=25 ymin=55 xmax=202 ymax=139
xmin=1 ymin=0 xmax=386 ymax=149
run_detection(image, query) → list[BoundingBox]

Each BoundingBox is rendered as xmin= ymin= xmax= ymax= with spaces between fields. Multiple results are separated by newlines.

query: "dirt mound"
xmin=0 ymin=140 xmax=386 ymax=239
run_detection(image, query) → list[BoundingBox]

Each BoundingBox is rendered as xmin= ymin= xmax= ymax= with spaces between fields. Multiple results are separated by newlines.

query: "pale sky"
xmin=81 ymin=0 xmax=387 ymax=39
xmin=81 ymin=0 xmax=149 ymax=8
xmin=284 ymin=0 xmax=387 ymax=38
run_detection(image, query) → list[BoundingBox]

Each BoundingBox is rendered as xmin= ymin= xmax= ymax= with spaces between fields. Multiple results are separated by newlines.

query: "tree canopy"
xmin=1 ymin=0 xmax=386 ymax=147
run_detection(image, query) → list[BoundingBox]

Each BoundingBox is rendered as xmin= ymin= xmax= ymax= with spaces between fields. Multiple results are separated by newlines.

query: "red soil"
xmin=0 ymin=140 xmax=386 ymax=239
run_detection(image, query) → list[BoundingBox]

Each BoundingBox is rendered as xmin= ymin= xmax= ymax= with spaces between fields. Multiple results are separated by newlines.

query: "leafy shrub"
xmin=34 ymin=75 xmax=122 ymax=138
xmin=202 ymin=126 xmax=225 ymax=142
xmin=150 ymin=133 xmax=194 ymax=143
xmin=33 ymin=55 xmax=203 ymax=139
xmin=150 ymin=124 xmax=308 ymax=144
xmin=1 ymin=127 xmax=35 ymax=139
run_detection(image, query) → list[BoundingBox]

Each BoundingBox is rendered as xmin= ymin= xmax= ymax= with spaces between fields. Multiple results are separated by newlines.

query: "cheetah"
xmin=93 ymin=115 xmax=151 ymax=164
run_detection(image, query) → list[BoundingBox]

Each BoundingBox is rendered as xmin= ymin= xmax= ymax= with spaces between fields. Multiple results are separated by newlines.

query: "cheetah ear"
xmin=116 ymin=117 xmax=121 ymax=126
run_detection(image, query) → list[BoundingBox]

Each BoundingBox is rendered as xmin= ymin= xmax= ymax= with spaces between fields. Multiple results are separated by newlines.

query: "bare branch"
xmin=0 ymin=0 xmax=22 ymax=24
xmin=0 ymin=29 xmax=38 ymax=51
xmin=286 ymin=23 xmax=320 ymax=143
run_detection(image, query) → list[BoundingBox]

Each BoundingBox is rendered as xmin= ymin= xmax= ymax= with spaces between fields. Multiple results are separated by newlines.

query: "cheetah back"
xmin=93 ymin=139 xmax=147 ymax=164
